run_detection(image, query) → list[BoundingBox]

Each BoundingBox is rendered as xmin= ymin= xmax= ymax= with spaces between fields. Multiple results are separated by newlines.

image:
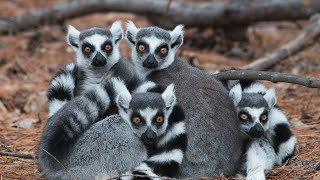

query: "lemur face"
xmin=67 ymin=21 xmax=123 ymax=69
xmin=229 ymin=84 xmax=276 ymax=138
xmin=116 ymin=84 xmax=176 ymax=144
xmin=125 ymin=21 xmax=184 ymax=72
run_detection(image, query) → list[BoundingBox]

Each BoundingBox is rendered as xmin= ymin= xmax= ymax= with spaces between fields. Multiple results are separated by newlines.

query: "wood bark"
xmin=243 ymin=14 xmax=320 ymax=70
xmin=212 ymin=70 xmax=320 ymax=88
xmin=0 ymin=151 xmax=36 ymax=159
xmin=1 ymin=0 xmax=320 ymax=34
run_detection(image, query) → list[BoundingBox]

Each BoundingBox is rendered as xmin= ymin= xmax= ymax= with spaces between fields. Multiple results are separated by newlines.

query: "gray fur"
xmin=238 ymin=93 xmax=269 ymax=109
xmin=136 ymin=27 xmax=171 ymax=41
xmin=126 ymin=23 xmax=246 ymax=177
xmin=130 ymin=92 xmax=166 ymax=110
xmin=79 ymin=27 xmax=112 ymax=40
xmin=40 ymin=115 xmax=147 ymax=180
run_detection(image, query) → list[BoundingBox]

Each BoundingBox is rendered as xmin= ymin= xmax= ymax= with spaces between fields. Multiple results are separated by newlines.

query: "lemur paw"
xmin=246 ymin=170 xmax=266 ymax=180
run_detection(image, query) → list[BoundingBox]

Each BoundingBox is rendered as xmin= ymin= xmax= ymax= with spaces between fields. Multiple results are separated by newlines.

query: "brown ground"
xmin=0 ymin=0 xmax=319 ymax=179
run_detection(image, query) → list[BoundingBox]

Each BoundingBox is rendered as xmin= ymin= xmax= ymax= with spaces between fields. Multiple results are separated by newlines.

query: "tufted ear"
xmin=125 ymin=20 xmax=139 ymax=45
xmin=170 ymin=24 xmax=184 ymax=50
xmin=229 ymin=84 xmax=242 ymax=106
xmin=263 ymin=88 xmax=277 ymax=109
xmin=110 ymin=21 xmax=123 ymax=44
xmin=66 ymin=25 xmax=80 ymax=51
xmin=162 ymin=84 xmax=176 ymax=110
xmin=116 ymin=91 xmax=132 ymax=113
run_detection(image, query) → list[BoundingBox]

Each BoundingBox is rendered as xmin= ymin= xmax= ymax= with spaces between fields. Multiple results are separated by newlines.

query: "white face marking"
xmin=243 ymin=107 xmax=265 ymax=124
xmin=139 ymin=108 xmax=158 ymax=126
xmin=83 ymin=34 xmax=108 ymax=51
xmin=142 ymin=36 xmax=165 ymax=53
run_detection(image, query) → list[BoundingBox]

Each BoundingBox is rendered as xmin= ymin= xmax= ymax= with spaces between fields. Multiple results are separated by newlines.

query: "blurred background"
xmin=0 ymin=0 xmax=319 ymax=179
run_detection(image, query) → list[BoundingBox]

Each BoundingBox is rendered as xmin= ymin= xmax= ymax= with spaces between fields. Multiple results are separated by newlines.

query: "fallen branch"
xmin=0 ymin=151 xmax=37 ymax=159
xmin=1 ymin=0 xmax=320 ymax=34
xmin=212 ymin=70 xmax=320 ymax=88
xmin=243 ymin=14 xmax=320 ymax=71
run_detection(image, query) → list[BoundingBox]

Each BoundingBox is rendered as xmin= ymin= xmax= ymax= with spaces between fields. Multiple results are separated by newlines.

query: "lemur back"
xmin=125 ymin=22 xmax=246 ymax=177
xmin=115 ymin=81 xmax=187 ymax=179
xmin=47 ymin=21 xmax=142 ymax=117
xmin=228 ymin=80 xmax=296 ymax=179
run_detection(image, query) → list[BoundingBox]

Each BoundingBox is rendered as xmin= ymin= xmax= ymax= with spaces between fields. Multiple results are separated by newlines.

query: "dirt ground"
xmin=0 ymin=0 xmax=319 ymax=179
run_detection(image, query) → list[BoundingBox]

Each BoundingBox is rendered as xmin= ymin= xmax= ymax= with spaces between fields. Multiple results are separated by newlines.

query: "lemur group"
xmin=38 ymin=21 xmax=297 ymax=180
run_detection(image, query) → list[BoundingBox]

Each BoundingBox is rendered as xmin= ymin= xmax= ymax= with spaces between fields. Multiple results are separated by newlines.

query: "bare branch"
xmin=243 ymin=14 xmax=320 ymax=71
xmin=1 ymin=0 xmax=320 ymax=34
xmin=0 ymin=151 xmax=37 ymax=159
xmin=212 ymin=70 xmax=320 ymax=88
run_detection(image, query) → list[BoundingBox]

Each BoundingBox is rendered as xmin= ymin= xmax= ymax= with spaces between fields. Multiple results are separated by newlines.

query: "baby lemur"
xmin=228 ymin=80 xmax=296 ymax=180
xmin=115 ymin=80 xmax=187 ymax=179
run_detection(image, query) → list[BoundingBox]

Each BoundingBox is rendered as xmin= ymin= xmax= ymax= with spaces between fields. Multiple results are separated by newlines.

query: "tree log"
xmin=1 ymin=0 xmax=320 ymax=35
xmin=0 ymin=151 xmax=36 ymax=159
xmin=212 ymin=70 xmax=320 ymax=88
xmin=243 ymin=14 xmax=320 ymax=70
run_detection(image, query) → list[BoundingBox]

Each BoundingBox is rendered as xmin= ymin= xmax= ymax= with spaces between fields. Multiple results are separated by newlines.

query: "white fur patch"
xmin=148 ymin=149 xmax=184 ymax=164
xmin=229 ymin=83 xmax=242 ymax=106
xmin=264 ymin=88 xmax=277 ymax=109
xmin=277 ymin=136 xmax=297 ymax=162
xmin=66 ymin=63 xmax=76 ymax=71
xmin=110 ymin=21 xmax=123 ymax=39
xmin=93 ymin=85 xmax=110 ymax=107
xmin=67 ymin=25 xmax=80 ymax=51
xmin=126 ymin=20 xmax=139 ymax=43
xmin=161 ymin=83 xmax=176 ymax=109
xmin=158 ymin=122 xmax=186 ymax=147
xmin=243 ymin=107 xmax=265 ymax=124
xmin=139 ymin=108 xmax=158 ymax=126
xmin=243 ymin=82 xmax=267 ymax=94
xmin=143 ymin=36 xmax=165 ymax=53
xmin=170 ymin=24 xmax=184 ymax=49
xmin=133 ymin=81 xmax=156 ymax=93
xmin=134 ymin=163 xmax=160 ymax=179
xmin=51 ymin=73 xmax=75 ymax=91
xmin=48 ymin=99 xmax=67 ymax=117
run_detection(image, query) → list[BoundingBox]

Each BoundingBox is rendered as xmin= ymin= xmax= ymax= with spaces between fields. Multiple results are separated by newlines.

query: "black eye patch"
xmin=101 ymin=40 xmax=113 ymax=55
xmin=136 ymin=41 xmax=149 ymax=55
xmin=131 ymin=112 xmax=145 ymax=128
xmin=82 ymin=43 xmax=95 ymax=57
xmin=238 ymin=110 xmax=252 ymax=122
xmin=155 ymin=44 xmax=169 ymax=58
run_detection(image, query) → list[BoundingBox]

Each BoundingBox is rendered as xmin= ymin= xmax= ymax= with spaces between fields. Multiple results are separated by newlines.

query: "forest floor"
xmin=0 ymin=0 xmax=319 ymax=179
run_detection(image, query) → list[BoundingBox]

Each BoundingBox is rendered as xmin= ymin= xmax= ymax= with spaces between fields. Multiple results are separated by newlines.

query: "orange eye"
xmin=240 ymin=114 xmax=248 ymax=120
xmin=160 ymin=47 xmax=167 ymax=54
xmin=133 ymin=117 xmax=141 ymax=124
xmin=156 ymin=116 xmax=164 ymax=124
xmin=138 ymin=45 xmax=145 ymax=52
xmin=84 ymin=47 xmax=91 ymax=53
xmin=261 ymin=115 xmax=268 ymax=121
xmin=105 ymin=44 xmax=112 ymax=51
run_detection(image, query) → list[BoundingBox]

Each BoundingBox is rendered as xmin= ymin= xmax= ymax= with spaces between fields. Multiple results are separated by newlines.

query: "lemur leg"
xmin=245 ymin=139 xmax=278 ymax=180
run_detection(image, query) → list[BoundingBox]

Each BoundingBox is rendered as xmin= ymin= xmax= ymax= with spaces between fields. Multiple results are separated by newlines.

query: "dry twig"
xmin=0 ymin=151 xmax=36 ymax=159
xmin=243 ymin=14 xmax=320 ymax=71
xmin=0 ymin=0 xmax=320 ymax=34
xmin=212 ymin=70 xmax=320 ymax=88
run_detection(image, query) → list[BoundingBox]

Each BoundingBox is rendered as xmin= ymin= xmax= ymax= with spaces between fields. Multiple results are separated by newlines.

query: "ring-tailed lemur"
xmin=125 ymin=21 xmax=247 ymax=177
xmin=228 ymin=80 xmax=296 ymax=180
xmin=47 ymin=21 xmax=143 ymax=117
xmin=114 ymin=81 xmax=187 ymax=179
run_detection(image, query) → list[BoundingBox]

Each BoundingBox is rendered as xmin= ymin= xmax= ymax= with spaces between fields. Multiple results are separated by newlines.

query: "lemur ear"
xmin=126 ymin=20 xmax=139 ymax=45
xmin=110 ymin=21 xmax=123 ymax=44
xmin=112 ymin=78 xmax=131 ymax=112
xmin=170 ymin=24 xmax=184 ymax=50
xmin=162 ymin=83 xmax=176 ymax=109
xmin=229 ymin=84 xmax=242 ymax=106
xmin=66 ymin=25 xmax=80 ymax=51
xmin=264 ymin=88 xmax=277 ymax=109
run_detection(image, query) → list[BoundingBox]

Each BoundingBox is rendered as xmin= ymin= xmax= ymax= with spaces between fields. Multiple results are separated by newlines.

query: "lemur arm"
xmin=121 ymin=106 xmax=187 ymax=180
xmin=39 ymin=81 xmax=116 ymax=171
xmin=47 ymin=63 xmax=77 ymax=117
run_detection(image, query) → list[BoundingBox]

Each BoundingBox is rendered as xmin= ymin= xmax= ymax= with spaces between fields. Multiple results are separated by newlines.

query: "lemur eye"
xmin=156 ymin=116 xmax=164 ymax=124
xmin=105 ymin=44 xmax=112 ymax=52
xmin=160 ymin=47 xmax=167 ymax=54
xmin=84 ymin=47 xmax=91 ymax=53
xmin=133 ymin=117 xmax=141 ymax=124
xmin=138 ymin=45 xmax=145 ymax=52
xmin=240 ymin=114 xmax=248 ymax=120
xmin=261 ymin=115 xmax=268 ymax=121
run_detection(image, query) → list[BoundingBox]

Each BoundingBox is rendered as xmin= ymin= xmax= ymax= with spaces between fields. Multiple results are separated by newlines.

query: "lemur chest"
xmin=75 ymin=70 xmax=113 ymax=96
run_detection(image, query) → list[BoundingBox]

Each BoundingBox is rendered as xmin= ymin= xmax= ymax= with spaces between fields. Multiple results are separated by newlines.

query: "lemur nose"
xmin=92 ymin=52 xmax=107 ymax=67
xmin=249 ymin=124 xmax=264 ymax=138
xmin=143 ymin=128 xmax=156 ymax=142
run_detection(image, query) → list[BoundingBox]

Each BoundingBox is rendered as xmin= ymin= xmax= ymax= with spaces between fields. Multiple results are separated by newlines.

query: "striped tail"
xmin=47 ymin=63 xmax=77 ymax=117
